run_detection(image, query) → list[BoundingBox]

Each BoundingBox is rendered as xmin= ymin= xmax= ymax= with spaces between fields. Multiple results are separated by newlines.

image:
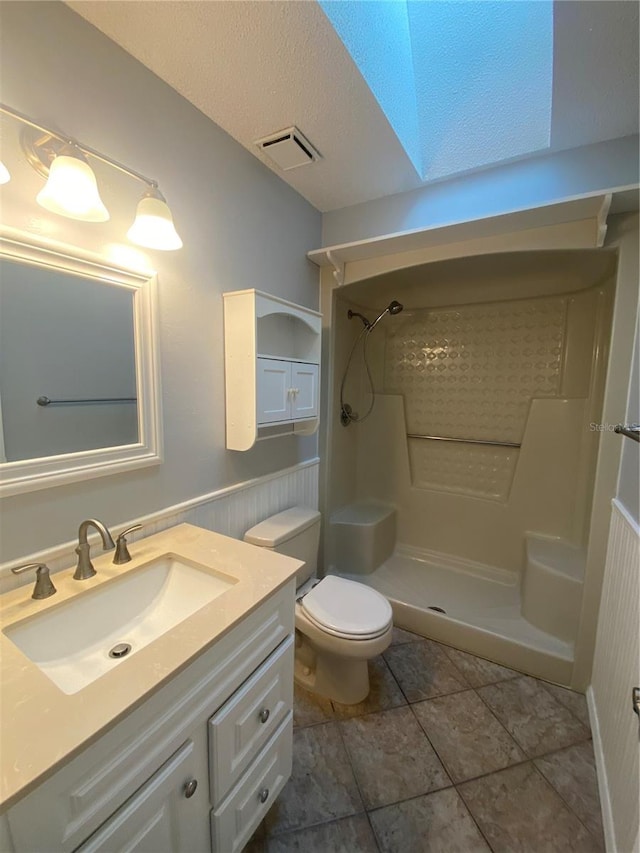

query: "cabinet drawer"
xmin=208 ymin=636 xmax=293 ymax=804
xmin=211 ymin=713 xmax=293 ymax=853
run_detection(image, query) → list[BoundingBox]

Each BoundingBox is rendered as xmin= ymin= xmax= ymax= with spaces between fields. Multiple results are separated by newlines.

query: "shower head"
xmin=368 ymin=299 xmax=404 ymax=331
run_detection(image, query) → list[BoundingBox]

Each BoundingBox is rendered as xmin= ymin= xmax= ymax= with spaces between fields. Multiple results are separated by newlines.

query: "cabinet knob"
xmin=259 ymin=787 xmax=269 ymax=804
xmin=259 ymin=708 xmax=270 ymax=724
xmin=184 ymin=779 xmax=198 ymax=799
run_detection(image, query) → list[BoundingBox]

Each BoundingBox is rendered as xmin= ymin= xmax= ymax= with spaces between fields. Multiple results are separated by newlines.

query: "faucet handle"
xmin=11 ymin=563 xmax=57 ymax=600
xmin=113 ymin=525 xmax=143 ymax=565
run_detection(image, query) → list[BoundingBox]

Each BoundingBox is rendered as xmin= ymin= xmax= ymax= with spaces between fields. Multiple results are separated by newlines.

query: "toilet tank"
xmin=244 ymin=507 xmax=321 ymax=586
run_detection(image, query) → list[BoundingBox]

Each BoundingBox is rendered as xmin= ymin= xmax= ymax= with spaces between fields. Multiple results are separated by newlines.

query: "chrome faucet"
xmin=74 ymin=518 xmax=115 ymax=580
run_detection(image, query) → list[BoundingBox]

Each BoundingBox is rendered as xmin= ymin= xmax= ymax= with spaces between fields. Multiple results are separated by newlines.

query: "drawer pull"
xmin=184 ymin=779 xmax=198 ymax=799
xmin=259 ymin=708 xmax=270 ymax=724
xmin=259 ymin=787 xmax=269 ymax=804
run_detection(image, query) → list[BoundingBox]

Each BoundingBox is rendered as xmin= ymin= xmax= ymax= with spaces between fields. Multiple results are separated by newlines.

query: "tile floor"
xmin=245 ymin=628 xmax=604 ymax=853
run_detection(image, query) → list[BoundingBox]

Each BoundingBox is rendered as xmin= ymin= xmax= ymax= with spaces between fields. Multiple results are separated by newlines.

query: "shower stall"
xmin=323 ymin=249 xmax=618 ymax=686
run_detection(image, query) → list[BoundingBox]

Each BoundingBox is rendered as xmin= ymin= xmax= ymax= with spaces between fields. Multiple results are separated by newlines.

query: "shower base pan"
xmin=336 ymin=548 xmax=574 ymax=685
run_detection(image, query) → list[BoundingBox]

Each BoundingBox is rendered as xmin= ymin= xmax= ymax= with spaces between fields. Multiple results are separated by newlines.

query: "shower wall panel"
xmin=384 ymin=295 xmax=566 ymax=499
xmin=352 ymin=272 xmax=613 ymax=575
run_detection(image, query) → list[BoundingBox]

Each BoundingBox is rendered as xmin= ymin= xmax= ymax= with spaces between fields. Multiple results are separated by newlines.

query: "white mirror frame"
xmin=0 ymin=230 xmax=163 ymax=497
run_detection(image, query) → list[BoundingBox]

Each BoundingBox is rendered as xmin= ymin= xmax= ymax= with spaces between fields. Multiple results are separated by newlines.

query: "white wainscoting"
xmin=588 ymin=498 xmax=640 ymax=853
xmin=0 ymin=458 xmax=319 ymax=592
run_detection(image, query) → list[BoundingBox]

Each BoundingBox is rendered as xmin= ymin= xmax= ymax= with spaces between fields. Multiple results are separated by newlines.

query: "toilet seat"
xmin=299 ymin=576 xmax=392 ymax=640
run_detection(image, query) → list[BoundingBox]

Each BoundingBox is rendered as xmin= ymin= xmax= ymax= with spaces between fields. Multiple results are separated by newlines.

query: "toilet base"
xmin=294 ymin=648 xmax=370 ymax=705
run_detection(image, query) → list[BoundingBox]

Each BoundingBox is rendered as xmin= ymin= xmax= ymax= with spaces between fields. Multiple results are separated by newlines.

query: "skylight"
xmin=319 ymin=0 xmax=554 ymax=182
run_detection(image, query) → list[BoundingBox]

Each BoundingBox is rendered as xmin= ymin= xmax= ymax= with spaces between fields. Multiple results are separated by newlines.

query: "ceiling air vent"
xmin=255 ymin=127 xmax=321 ymax=171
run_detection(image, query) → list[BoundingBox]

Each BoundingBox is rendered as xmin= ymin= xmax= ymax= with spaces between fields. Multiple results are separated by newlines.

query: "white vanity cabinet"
xmin=224 ymin=289 xmax=321 ymax=450
xmin=2 ymin=581 xmax=295 ymax=853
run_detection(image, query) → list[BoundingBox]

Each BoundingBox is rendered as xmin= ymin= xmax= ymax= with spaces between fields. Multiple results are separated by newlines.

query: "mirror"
xmin=0 ymin=231 xmax=163 ymax=496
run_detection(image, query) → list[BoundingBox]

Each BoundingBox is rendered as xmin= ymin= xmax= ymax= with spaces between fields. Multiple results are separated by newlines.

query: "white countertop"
xmin=0 ymin=523 xmax=300 ymax=809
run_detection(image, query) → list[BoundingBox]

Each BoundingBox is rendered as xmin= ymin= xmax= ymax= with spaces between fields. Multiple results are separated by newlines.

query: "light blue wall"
xmin=0 ymin=2 xmax=321 ymax=561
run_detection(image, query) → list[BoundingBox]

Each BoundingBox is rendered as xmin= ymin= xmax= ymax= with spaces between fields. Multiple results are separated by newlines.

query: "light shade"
xmin=127 ymin=190 xmax=182 ymax=251
xmin=36 ymin=153 xmax=109 ymax=222
xmin=0 ymin=160 xmax=10 ymax=185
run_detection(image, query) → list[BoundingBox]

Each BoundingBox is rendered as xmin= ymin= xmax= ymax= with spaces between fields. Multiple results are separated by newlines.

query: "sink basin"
xmin=4 ymin=554 xmax=238 ymax=694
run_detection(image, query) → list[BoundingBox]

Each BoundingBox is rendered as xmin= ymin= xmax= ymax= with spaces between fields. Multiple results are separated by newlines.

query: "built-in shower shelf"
xmin=521 ymin=535 xmax=585 ymax=644
xmin=330 ymin=502 xmax=396 ymax=575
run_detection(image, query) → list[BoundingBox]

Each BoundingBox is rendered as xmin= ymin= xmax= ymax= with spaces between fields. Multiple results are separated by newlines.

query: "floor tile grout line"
xmin=475 ymin=675 xmax=592 ymax=757
xmin=263 ymin=811 xmax=384 ymax=851
xmin=532 ymin=751 xmax=606 ymax=846
xmin=333 ymin=711 xmax=371 ymax=818
xmin=454 ymin=776 xmax=500 ymax=852
xmin=363 ymin=809 xmax=384 ymax=853
xmin=337 ymin=703 xmax=458 ymax=813
xmin=536 ymin=679 xmax=593 ymax=729
xmin=405 ymin=700 xmax=457 ymax=786
xmin=528 ymin=758 xmax=607 ymax=848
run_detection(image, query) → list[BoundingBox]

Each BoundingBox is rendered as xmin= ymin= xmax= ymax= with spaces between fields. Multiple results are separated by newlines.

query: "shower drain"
xmin=428 ymin=606 xmax=447 ymax=614
xmin=109 ymin=642 xmax=132 ymax=659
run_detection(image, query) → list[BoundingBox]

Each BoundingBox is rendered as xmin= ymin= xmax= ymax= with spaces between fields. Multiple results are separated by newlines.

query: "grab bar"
xmin=407 ymin=433 xmax=521 ymax=449
xmin=614 ymin=424 xmax=640 ymax=443
xmin=37 ymin=396 xmax=137 ymax=407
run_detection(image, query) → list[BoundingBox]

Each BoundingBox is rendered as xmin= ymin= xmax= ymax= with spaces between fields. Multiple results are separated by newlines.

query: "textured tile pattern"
xmin=458 ymin=762 xmax=603 ymax=852
xmin=541 ymin=681 xmax=591 ymax=729
xmin=340 ymin=706 xmax=450 ymax=808
xmin=265 ymin=723 xmax=363 ymax=836
xmin=383 ymin=638 xmax=469 ymax=701
xmin=534 ymin=741 xmax=605 ymax=844
xmin=442 ymin=646 xmax=519 ymax=687
xmin=371 ymin=788 xmax=490 ymax=853
xmin=384 ymin=297 xmax=566 ymax=498
xmin=261 ymin=634 xmax=604 ymax=853
xmin=267 ymin=814 xmax=378 ymax=853
xmin=478 ymin=676 xmax=591 ymax=756
xmin=412 ymin=689 xmax=524 ymax=783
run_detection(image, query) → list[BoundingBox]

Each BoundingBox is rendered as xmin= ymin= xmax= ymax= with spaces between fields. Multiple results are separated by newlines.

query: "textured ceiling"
xmin=67 ymin=0 xmax=639 ymax=213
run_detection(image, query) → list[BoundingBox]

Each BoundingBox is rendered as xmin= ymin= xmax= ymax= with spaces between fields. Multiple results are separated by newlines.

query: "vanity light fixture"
xmin=127 ymin=185 xmax=183 ymax=250
xmin=0 ymin=103 xmax=183 ymax=250
xmin=36 ymin=144 xmax=109 ymax=222
xmin=0 ymin=160 xmax=10 ymax=185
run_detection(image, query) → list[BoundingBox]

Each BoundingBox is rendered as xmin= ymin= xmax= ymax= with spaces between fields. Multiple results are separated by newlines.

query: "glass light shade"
xmin=36 ymin=154 xmax=109 ymax=222
xmin=0 ymin=160 xmax=10 ymax=185
xmin=127 ymin=193 xmax=183 ymax=251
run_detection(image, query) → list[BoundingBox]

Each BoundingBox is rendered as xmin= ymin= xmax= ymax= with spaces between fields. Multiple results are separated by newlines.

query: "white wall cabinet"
xmin=2 ymin=582 xmax=295 ymax=853
xmin=224 ymin=289 xmax=321 ymax=450
xmin=257 ymin=358 xmax=319 ymax=424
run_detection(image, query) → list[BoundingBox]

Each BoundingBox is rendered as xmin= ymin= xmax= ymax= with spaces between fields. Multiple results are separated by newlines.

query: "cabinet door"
xmin=77 ymin=740 xmax=208 ymax=853
xmin=291 ymin=363 xmax=318 ymax=419
xmin=256 ymin=358 xmax=291 ymax=424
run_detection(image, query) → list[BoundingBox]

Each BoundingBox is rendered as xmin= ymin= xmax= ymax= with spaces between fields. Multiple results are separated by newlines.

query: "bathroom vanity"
xmin=0 ymin=524 xmax=299 ymax=852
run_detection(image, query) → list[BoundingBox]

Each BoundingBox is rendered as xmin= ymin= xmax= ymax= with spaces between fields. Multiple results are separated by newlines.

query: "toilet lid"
xmin=300 ymin=576 xmax=392 ymax=637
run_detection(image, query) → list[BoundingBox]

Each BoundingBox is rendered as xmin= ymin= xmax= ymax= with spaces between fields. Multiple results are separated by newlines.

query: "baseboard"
xmin=586 ymin=684 xmax=616 ymax=852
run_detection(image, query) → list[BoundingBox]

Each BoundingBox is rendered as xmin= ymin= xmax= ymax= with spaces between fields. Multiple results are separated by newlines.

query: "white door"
xmin=291 ymin=364 xmax=318 ymax=419
xmin=77 ymin=740 xmax=209 ymax=853
xmin=256 ymin=358 xmax=290 ymax=424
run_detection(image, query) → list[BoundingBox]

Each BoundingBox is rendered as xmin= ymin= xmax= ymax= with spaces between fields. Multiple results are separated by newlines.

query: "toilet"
xmin=244 ymin=506 xmax=393 ymax=705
